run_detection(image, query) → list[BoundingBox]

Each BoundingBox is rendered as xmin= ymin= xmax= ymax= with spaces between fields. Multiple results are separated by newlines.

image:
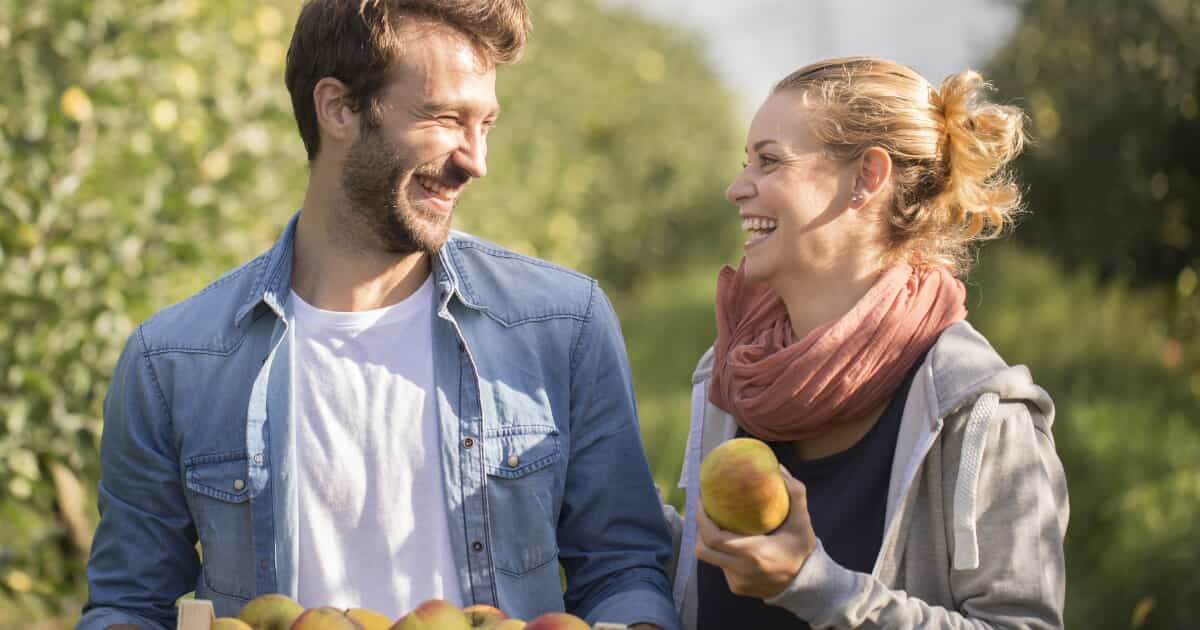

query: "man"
xmin=77 ymin=2 xmax=679 ymax=629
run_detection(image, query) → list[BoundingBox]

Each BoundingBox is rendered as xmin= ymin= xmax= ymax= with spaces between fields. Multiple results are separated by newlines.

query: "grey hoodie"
xmin=668 ymin=321 xmax=1069 ymax=629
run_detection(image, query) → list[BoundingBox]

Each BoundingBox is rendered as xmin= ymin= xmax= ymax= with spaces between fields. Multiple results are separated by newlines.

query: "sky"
xmin=599 ymin=0 xmax=1022 ymax=115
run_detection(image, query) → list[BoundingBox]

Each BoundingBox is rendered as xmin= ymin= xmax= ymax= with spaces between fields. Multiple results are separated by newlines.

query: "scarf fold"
xmin=709 ymin=260 xmax=967 ymax=442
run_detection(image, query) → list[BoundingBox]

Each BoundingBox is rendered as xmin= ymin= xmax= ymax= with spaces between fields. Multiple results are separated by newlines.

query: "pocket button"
xmin=232 ymin=479 xmax=245 ymax=491
xmin=506 ymin=455 xmax=520 ymax=468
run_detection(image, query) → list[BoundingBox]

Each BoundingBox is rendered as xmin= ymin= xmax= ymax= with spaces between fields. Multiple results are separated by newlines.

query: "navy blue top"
xmin=696 ymin=354 xmax=924 ymax=630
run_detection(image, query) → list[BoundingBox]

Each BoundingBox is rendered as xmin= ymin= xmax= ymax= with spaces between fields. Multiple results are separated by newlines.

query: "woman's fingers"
xmin=695 ymin=499 xmax=736 ymax=546
xmin=694 ymin=538 xmax=744 ymax=571
xmin=778 ymin=464 xmax=811 ymax=528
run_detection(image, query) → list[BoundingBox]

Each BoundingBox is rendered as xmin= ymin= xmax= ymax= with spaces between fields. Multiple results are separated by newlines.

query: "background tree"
xmin=987 ymin=0 xmax=1200 ymax=332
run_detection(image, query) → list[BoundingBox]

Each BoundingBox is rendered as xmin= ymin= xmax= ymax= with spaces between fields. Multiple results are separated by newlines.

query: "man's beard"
xmin=339 ymin=126 xmax=468 ymax=255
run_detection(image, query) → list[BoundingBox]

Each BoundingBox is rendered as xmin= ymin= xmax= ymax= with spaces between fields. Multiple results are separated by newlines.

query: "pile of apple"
xmin=209 ymin=593 xmax=595 ymax=629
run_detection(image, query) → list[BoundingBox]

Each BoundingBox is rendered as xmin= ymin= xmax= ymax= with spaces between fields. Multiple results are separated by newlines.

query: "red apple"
xmin=389 ymin=599 xmax=470 ymax=630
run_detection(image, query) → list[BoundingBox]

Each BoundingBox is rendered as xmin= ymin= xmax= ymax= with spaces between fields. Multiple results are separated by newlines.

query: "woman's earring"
xmin=851 ymin=192 xmax=866 ymax=205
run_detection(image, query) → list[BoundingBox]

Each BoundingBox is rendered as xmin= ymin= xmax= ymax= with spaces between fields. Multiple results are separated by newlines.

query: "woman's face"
xmin=725 ymin=92 xmax=868 ymax=285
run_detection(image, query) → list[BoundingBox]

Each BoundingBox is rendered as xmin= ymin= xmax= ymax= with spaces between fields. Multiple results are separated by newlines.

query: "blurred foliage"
xmin=623 ymin=244 xmax=1200 ymax=630
xmin=967 ymin=247 xmax=1200 ymax=630
xmin=0 ymin=0 xmax=305 ymax=622
xmin=466 ymin=2 xmax=742 ymax=287
xmin=0 ymin=0 xmax=738 ymax=624
xmin=986 ymin=0 xmax=1200 ymax=334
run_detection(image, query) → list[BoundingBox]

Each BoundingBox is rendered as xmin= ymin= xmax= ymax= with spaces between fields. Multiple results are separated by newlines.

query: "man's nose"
xmin=454 ymin=127 xmax=487 ymax=179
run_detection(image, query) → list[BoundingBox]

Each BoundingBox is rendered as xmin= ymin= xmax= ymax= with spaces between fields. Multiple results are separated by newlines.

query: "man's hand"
xmin=693 ymin=465 xmax=817 ymax=599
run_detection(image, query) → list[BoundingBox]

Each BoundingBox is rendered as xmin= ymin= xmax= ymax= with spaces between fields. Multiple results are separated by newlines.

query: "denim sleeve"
xmin=77 ymin=327 xmax=200 ymax=630
xmin=557 ymin=284 xmax=682 ymax=630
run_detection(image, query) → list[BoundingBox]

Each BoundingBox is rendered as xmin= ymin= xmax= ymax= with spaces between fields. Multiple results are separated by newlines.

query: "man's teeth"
xmin=417 ymin=176 xmax=457 ymax=199
xmin=741 ymin=217 xmax=778 ymax=235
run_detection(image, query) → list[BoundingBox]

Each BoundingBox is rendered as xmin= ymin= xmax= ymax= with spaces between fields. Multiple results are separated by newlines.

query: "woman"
xmin=669 ymin=57 xmax=1068 ymax=629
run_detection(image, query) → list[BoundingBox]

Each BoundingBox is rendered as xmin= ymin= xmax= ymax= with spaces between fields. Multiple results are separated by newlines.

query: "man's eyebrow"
xmin=420 ymin=100 xmax=502 ymax=118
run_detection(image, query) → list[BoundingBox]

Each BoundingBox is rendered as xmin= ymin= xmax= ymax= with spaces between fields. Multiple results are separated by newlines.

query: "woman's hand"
xmin=694 ymin=465 xmax=818 ymax=599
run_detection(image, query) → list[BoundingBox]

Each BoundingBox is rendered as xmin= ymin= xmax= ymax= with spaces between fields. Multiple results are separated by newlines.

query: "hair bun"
xmin=932 ymin=69 xmax=1027 ymax=241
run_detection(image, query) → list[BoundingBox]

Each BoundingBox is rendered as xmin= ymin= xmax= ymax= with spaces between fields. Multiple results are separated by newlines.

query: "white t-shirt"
xmin=291 ymin=276 xmax=462 ymax=616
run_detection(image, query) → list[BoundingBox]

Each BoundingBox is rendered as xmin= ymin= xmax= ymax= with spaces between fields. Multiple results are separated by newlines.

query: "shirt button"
xmin=471 ymin=541 xmax=484 ymax=552
xmin=506 ymin=455 xmax=520 ymax=468
xmin=253 ymin=453 xmax=264 ymax=465
xmin=232 ymin=479 xmax=245 ymax=491
xmin=462 ymin=437 xmax=475 ymax=449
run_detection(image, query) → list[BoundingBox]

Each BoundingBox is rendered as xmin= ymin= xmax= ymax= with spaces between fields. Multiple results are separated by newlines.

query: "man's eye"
xmin=759 ymin=155 xmax=778 ymax=166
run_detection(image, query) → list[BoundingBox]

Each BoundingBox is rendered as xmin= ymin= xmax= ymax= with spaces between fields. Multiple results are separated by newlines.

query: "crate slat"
xmin=176 ymin=599 xmax=214 ymax=630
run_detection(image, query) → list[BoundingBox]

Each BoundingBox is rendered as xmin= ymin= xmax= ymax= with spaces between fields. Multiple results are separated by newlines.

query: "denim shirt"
xmin=79 ymin=213 xmax=680 ymax=630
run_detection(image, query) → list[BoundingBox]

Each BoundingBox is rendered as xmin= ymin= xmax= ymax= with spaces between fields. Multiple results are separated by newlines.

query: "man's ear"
xmin=849 ymin=146 xmax=893 ymax=209
xmin=313 ymin=77 xmax=358 ymax=147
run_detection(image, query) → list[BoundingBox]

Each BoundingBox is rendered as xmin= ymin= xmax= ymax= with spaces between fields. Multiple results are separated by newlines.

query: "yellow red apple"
xmin=347 ymin=607 xmax=393 ymax=630
xmin=211 ymin=618 xmax=253 ymax=630
xmin=522 ymin=612 xmax=589 ymax=630
xmin=698 ymin=437 xmax=790 ymax=535
xmin=463 ymin=604 xmax=508 ymax=629
xmin=389 ymin=599 xmax=470 ymax=630
xmin=290 ymin=606 xmax=364 ymax=629
xmin=237 ymin=593 xmax=305 ymax=630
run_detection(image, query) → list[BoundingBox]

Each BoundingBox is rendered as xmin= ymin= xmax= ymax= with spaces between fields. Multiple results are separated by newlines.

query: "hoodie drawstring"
xmin=952 ymin=392 xmax=999 ymax=571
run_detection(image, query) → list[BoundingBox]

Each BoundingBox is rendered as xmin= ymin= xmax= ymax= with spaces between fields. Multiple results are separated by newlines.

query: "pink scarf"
xmin=709 ymin=261 xmax=967 ymax=442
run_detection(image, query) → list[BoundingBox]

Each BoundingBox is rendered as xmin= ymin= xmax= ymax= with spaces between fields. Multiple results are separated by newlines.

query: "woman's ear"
xmin=313 ymin=77 xmax=359 ymax=148
xmin=849 ymin=146 xmax=892 ymax=209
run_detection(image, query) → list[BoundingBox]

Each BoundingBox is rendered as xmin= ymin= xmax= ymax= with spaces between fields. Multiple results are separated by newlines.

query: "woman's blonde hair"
xmin=773 ymin=56 xmax=1027 ymax=275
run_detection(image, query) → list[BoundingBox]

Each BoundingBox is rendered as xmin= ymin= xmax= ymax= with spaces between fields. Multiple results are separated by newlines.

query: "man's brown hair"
xmin=285 ymin=0 xmax=531 ymax=161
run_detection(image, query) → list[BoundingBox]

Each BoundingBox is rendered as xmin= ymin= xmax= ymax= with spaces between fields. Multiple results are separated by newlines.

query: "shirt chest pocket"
xmin=184 ymin=451 xmax=255 ymax=600
xmin=482 ymin=424 xmax=563 ymax=577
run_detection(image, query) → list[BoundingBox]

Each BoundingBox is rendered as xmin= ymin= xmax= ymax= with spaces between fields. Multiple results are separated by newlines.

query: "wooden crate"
xmin=176 ymin=599 xmax=214 ymax=630
xmin=176 ymin=599 xmax=629 ymax=629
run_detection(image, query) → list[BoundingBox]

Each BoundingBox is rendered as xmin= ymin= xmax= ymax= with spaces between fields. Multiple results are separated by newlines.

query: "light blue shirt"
xmin=78 ymin=212 xmax=680 ymax=630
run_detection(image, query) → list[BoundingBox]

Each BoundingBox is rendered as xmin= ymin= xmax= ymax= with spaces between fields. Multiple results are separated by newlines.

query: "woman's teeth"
xmin=742 ymin=217 xmax=777 ymax=244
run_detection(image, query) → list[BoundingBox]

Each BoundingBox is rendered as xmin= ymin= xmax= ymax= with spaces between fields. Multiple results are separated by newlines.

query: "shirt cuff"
xmin=77 ymin=607 xmax=173 ymax=630
xmin=584 ymin=586 xmax=682 ymax=630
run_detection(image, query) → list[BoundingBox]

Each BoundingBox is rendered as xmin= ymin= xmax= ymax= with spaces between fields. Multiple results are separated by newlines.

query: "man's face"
xmin=340 ymin=24 xmax=499 ymax=255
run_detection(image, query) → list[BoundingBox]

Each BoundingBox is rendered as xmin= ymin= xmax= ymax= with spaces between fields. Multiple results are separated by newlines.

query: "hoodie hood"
xmin=923 ymin=321 xmax=1054 ymax=427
